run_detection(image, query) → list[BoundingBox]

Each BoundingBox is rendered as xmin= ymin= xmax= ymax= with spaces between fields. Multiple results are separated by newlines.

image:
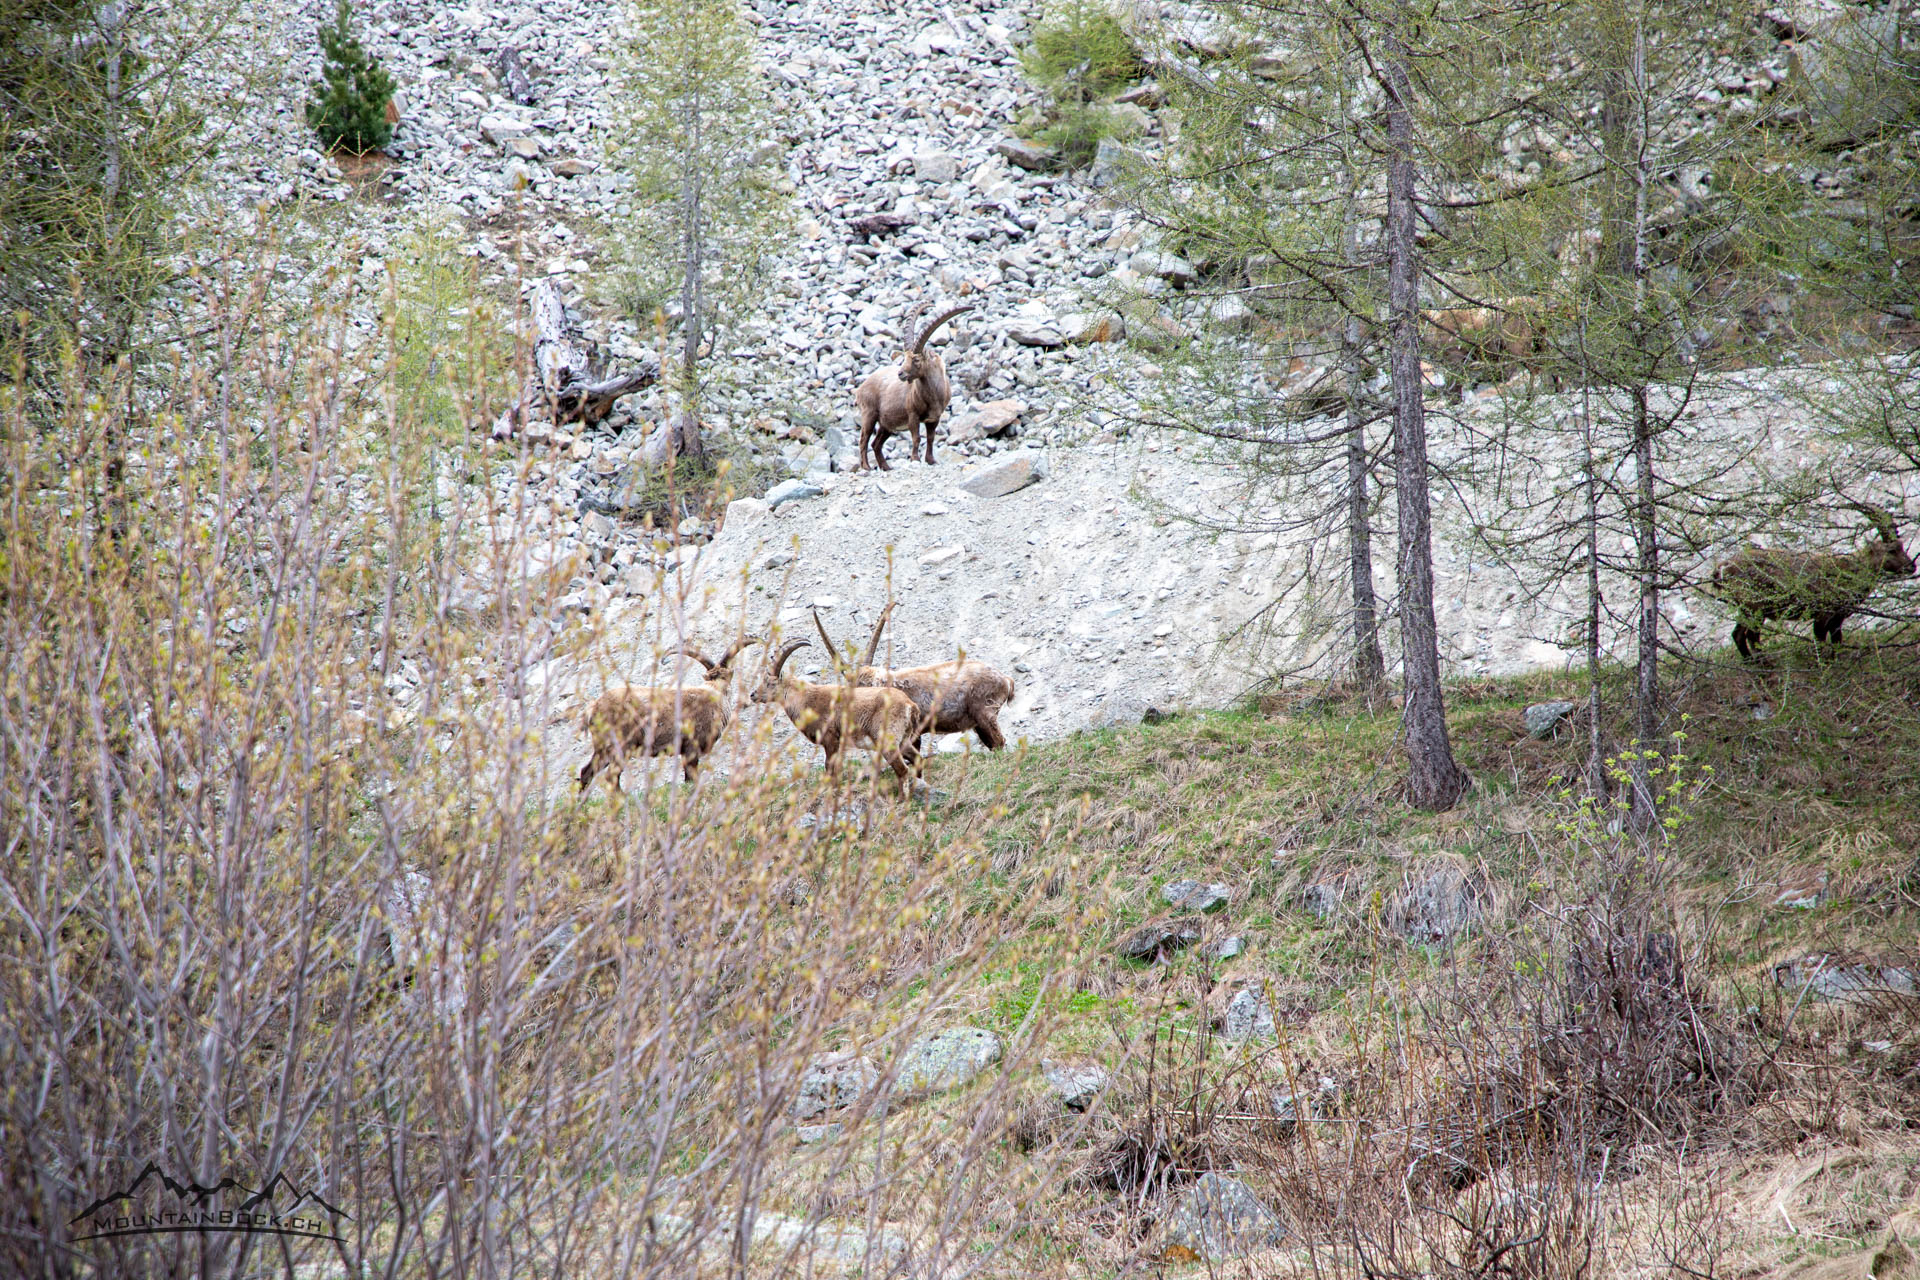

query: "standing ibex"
xmin=854 ymin=302 xmax=974 ymax=471
xmin=814 ymin=603 xmax=1016 ymax=750
xmin=1710 ymin=503 xmax=1915 ymax=660
xmin=578 ymin=639 xmax=756 ymax=790
xmin=749 ymin=638 xmax=924 ymax=795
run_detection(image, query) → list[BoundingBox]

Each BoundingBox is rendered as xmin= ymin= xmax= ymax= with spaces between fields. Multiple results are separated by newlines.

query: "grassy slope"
xmin=848 ymin=637 xmax=1920 ymax=1273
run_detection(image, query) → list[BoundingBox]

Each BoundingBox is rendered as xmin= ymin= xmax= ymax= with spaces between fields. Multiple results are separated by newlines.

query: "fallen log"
xmin=496 ymin=46 xmax=537 ymax=106
xmin=492 ymin=279 xmax=658 ymax=439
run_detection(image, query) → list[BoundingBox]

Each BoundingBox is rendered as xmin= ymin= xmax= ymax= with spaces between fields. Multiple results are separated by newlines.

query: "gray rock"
xmin=896 ymin=1027 xmax=1002 ymax=1094
xmin=1207 ymin=295 xmax=1256 ymax=332
xmin=766 ymin=477 xmax=824 ymax=509
xmin=1270 ymin=1076 xmax=1342 ymax=1133
xmin=1207 ymin=935 xmax=1247 ymax=961
xmin=1119 ymin=917 xmax=1203 ymax=961
xmin=1221 ymin=987 xmax=1276 ymax=1042
xmin=1774 ymin=954 xmax=1917 ymax=1004
xmin=1042 ymin=1060 xmax=1110 ymax=1110
xmin=913 ymin=148 xmax=959 ymax=183
xmin=1062 ymin=311 xmax=1125 ymax=343
xmin=1299 ymin=881 xmax=1343 ymax=918
xmin=995 ymin=136 xmax=1056 ymax=170
xmin=795 ymin=1122 xmax=844 ymax=1144
xmin=946 ymin=398 xmax=1025 ymax=443
xmin=1524 ymin=700 xmax=1578 ymax=740
xmin=1130 ymin=250 xmax=1197 ymax=286
xmin=1162 ymin=1173 xmax=1287 ymax=1261
xmin=791 ymin=1052 xmax=879 ymax=1120
xmin=1009 ymin=322 xmax=1065 ymax=349
xmin=479 ymin=114 xmax=529 ymax=144
xmin=1388 ymin=863 xmax=1486 ymax=946
xmin=958 ymin=449 xmax=1046 ymax=498
xmin=1163 ymin=879 xmax=1231 ymax=912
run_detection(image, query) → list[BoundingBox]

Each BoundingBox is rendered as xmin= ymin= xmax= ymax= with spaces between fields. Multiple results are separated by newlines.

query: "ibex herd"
xmin=577 ymin=606 xmax=1015 ymax=798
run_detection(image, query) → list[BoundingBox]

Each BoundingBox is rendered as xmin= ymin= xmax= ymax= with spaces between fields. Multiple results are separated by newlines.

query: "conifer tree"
xmin=608 ymin=0 xmax=786 ymax=468
xmin=305 ymin=0 xmax=395 ymax=155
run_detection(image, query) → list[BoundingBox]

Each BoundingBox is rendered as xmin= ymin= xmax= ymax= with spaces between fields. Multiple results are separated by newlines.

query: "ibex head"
xmin=1849 ymin=502 xmax=1916 ymax=579
xmin=896 ymin=305 xmax=973 ymax=384
xmin=684 ymin=637 xmax=757 ymax=684
xmin=750 ymin=638 xmax=810 ymax=704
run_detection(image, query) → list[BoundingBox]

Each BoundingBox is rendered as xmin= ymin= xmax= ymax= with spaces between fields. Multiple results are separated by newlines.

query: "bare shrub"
xmin=0 ymin=243 xmax=1071 ymax=1279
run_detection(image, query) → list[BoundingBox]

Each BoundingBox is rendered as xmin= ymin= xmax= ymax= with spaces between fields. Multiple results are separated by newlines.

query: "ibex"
xmin=854 ymin=302 xmax=974 ymax=471
xmin=814 ymin=603 xmax=1016 ymax=750
xmin=749 ymin=638 xmax=924 ymax=795
xmin=1710 ymin=503 xmax=1914 ymax=660
xmin=578 ymin=639 xmax=756 ymax=790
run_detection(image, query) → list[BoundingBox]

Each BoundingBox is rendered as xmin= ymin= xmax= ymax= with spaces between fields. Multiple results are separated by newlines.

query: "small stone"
xmin=1299 ymin=882 xmax=1342 ymax=918
xmin=1130 ymin=251 xmax=1197 ymax=286
xmin=548 ymin=156 xmax=593 ymax=177
xmin=1009 ymin=322 xmax=1065 ymax=349
xmin=1523 ymin=700 xmax=1578 ymax=740
xmin=958 ymin=449 xmax=1046 ymax=498
xmin=1162 ymin=879 xmax=1231 ymax=912
xmin=918 ymin=545 xmax=964 ymax=567
xmin=791 ymin=1052 xmax=878 ymax=1120
xmin=1119 ymin=917 xmax=1203 ymax=961
xmin=1042 ymin=1061 xmax=1110 ymax=1111
xmin=946 ymin=398 xmax=1026 ymax=443
xmin=994 ymin=136 xmax=1057 ymax=171
xmin=795 ymin=1123 xmax=844 ymax=1144
xmin=508 ymin=136 xmax=542 ymax=159
xmin=1773 ymin=955 xmax=1917 ymax=1004
xmin=1207 ymin=935 xmax=1246 ymax=961
xmin=1221 ymin=987 xmax=1276 ymax=1041
xmin=479 ymin=114 xmax=528 ymax=144
xmin=896 ymin=1027 xmax=1002 ymax=1095
xmin=1063 ymin=311 xmax=1125 ymax=343
xmin=1388 ymin=862 xmax=1486 ymax=946
xmin=1162 ymin=1173 xmax=1287 ymax=1262
xmin=766 ymin=478 xmax=824 ymax=509
xmin=1207 ymin=295 xmax=1256 ymax=332
xmin=913 ymin=148 xmax=958 ymax=183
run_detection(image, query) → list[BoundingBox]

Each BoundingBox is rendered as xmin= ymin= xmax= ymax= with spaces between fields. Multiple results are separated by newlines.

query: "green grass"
xmin=888 ymin=639 xmax=1920 ymax=1058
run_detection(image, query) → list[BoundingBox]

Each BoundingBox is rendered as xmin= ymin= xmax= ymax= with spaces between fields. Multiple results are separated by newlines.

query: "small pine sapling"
xmin=306 ymin=0 xmax=396 ymax=155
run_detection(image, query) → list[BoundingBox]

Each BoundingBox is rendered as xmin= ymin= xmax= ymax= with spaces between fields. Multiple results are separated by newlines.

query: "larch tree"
xmin=607 ymin=0 xmax=787 ymax=470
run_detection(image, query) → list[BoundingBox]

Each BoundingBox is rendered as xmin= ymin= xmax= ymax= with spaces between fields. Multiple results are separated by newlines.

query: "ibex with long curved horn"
xmin=578 ymin=639 xmax=756 ymax=790
xmin=854 ymin=303 xmax=974 ymax=471
xmin=815 ymin=603 xmax=1016 ymax=751
xmin=749 ymin=637 xmax=924 ymax=795
xmin=1709 ymin=503 xmax=1914 ymax=660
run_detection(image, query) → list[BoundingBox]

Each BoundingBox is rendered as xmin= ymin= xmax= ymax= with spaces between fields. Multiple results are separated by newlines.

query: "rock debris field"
xmin=187 ymin=0 xmax=1918 ymax=776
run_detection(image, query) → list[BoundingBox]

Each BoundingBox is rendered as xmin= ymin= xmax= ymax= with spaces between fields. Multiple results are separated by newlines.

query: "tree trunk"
xmin=1381 ymin=2 xmax=1469 ymax=811
xmin=1344 ymin=314 xmax=1386 ymax=692
xmin=1629 ymin=382 xmax=1660 ymax=826
xmin=1579 ymin=380 xmax=1608 ymax=800
xmin=1340 ymin=123 xmax=1386 ymax=693
xmin=490 ymin=280 xmax=658 ymax=438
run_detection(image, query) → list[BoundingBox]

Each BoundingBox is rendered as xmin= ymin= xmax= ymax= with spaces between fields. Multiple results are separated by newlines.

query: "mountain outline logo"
xmin=70 ymin=1161 xmax=349 ymax=1244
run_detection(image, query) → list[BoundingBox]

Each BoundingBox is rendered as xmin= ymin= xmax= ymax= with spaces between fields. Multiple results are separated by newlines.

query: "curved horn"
xmin=1847 ymin=501 xmax=1902 ymax=544
xmin=712 ymin=636 xmax=757 ymax=672
xmin=770 ymin=638 xmax=809 ymax=677
xmin=680 ymin=649 xmax=717 ymax=672
xmin=861 ymin=601 xmax=897 ymax=670
xmin=810 ymin=606 xmax=850 ymax=679
xmin=911 ymin=304 xmax=974 ymax=354
xmin=898 ymin=301 xmax=929 ymax=349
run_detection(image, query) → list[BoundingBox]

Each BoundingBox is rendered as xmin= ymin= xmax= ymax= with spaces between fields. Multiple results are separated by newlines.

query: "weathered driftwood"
xmin=496 ymin=45 xmax=537 ymax=105
xmin=492 ymin=279 xmax=658 ymax=439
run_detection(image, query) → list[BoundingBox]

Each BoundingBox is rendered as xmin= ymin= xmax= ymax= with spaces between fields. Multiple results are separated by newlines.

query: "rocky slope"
xmin=179 ymin=0 xmax=1918 ymax=766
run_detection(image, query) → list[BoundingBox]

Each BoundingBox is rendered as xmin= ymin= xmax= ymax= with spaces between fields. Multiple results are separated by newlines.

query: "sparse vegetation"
xmin=1020 ymin=0 xmax=1143 ymax=168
